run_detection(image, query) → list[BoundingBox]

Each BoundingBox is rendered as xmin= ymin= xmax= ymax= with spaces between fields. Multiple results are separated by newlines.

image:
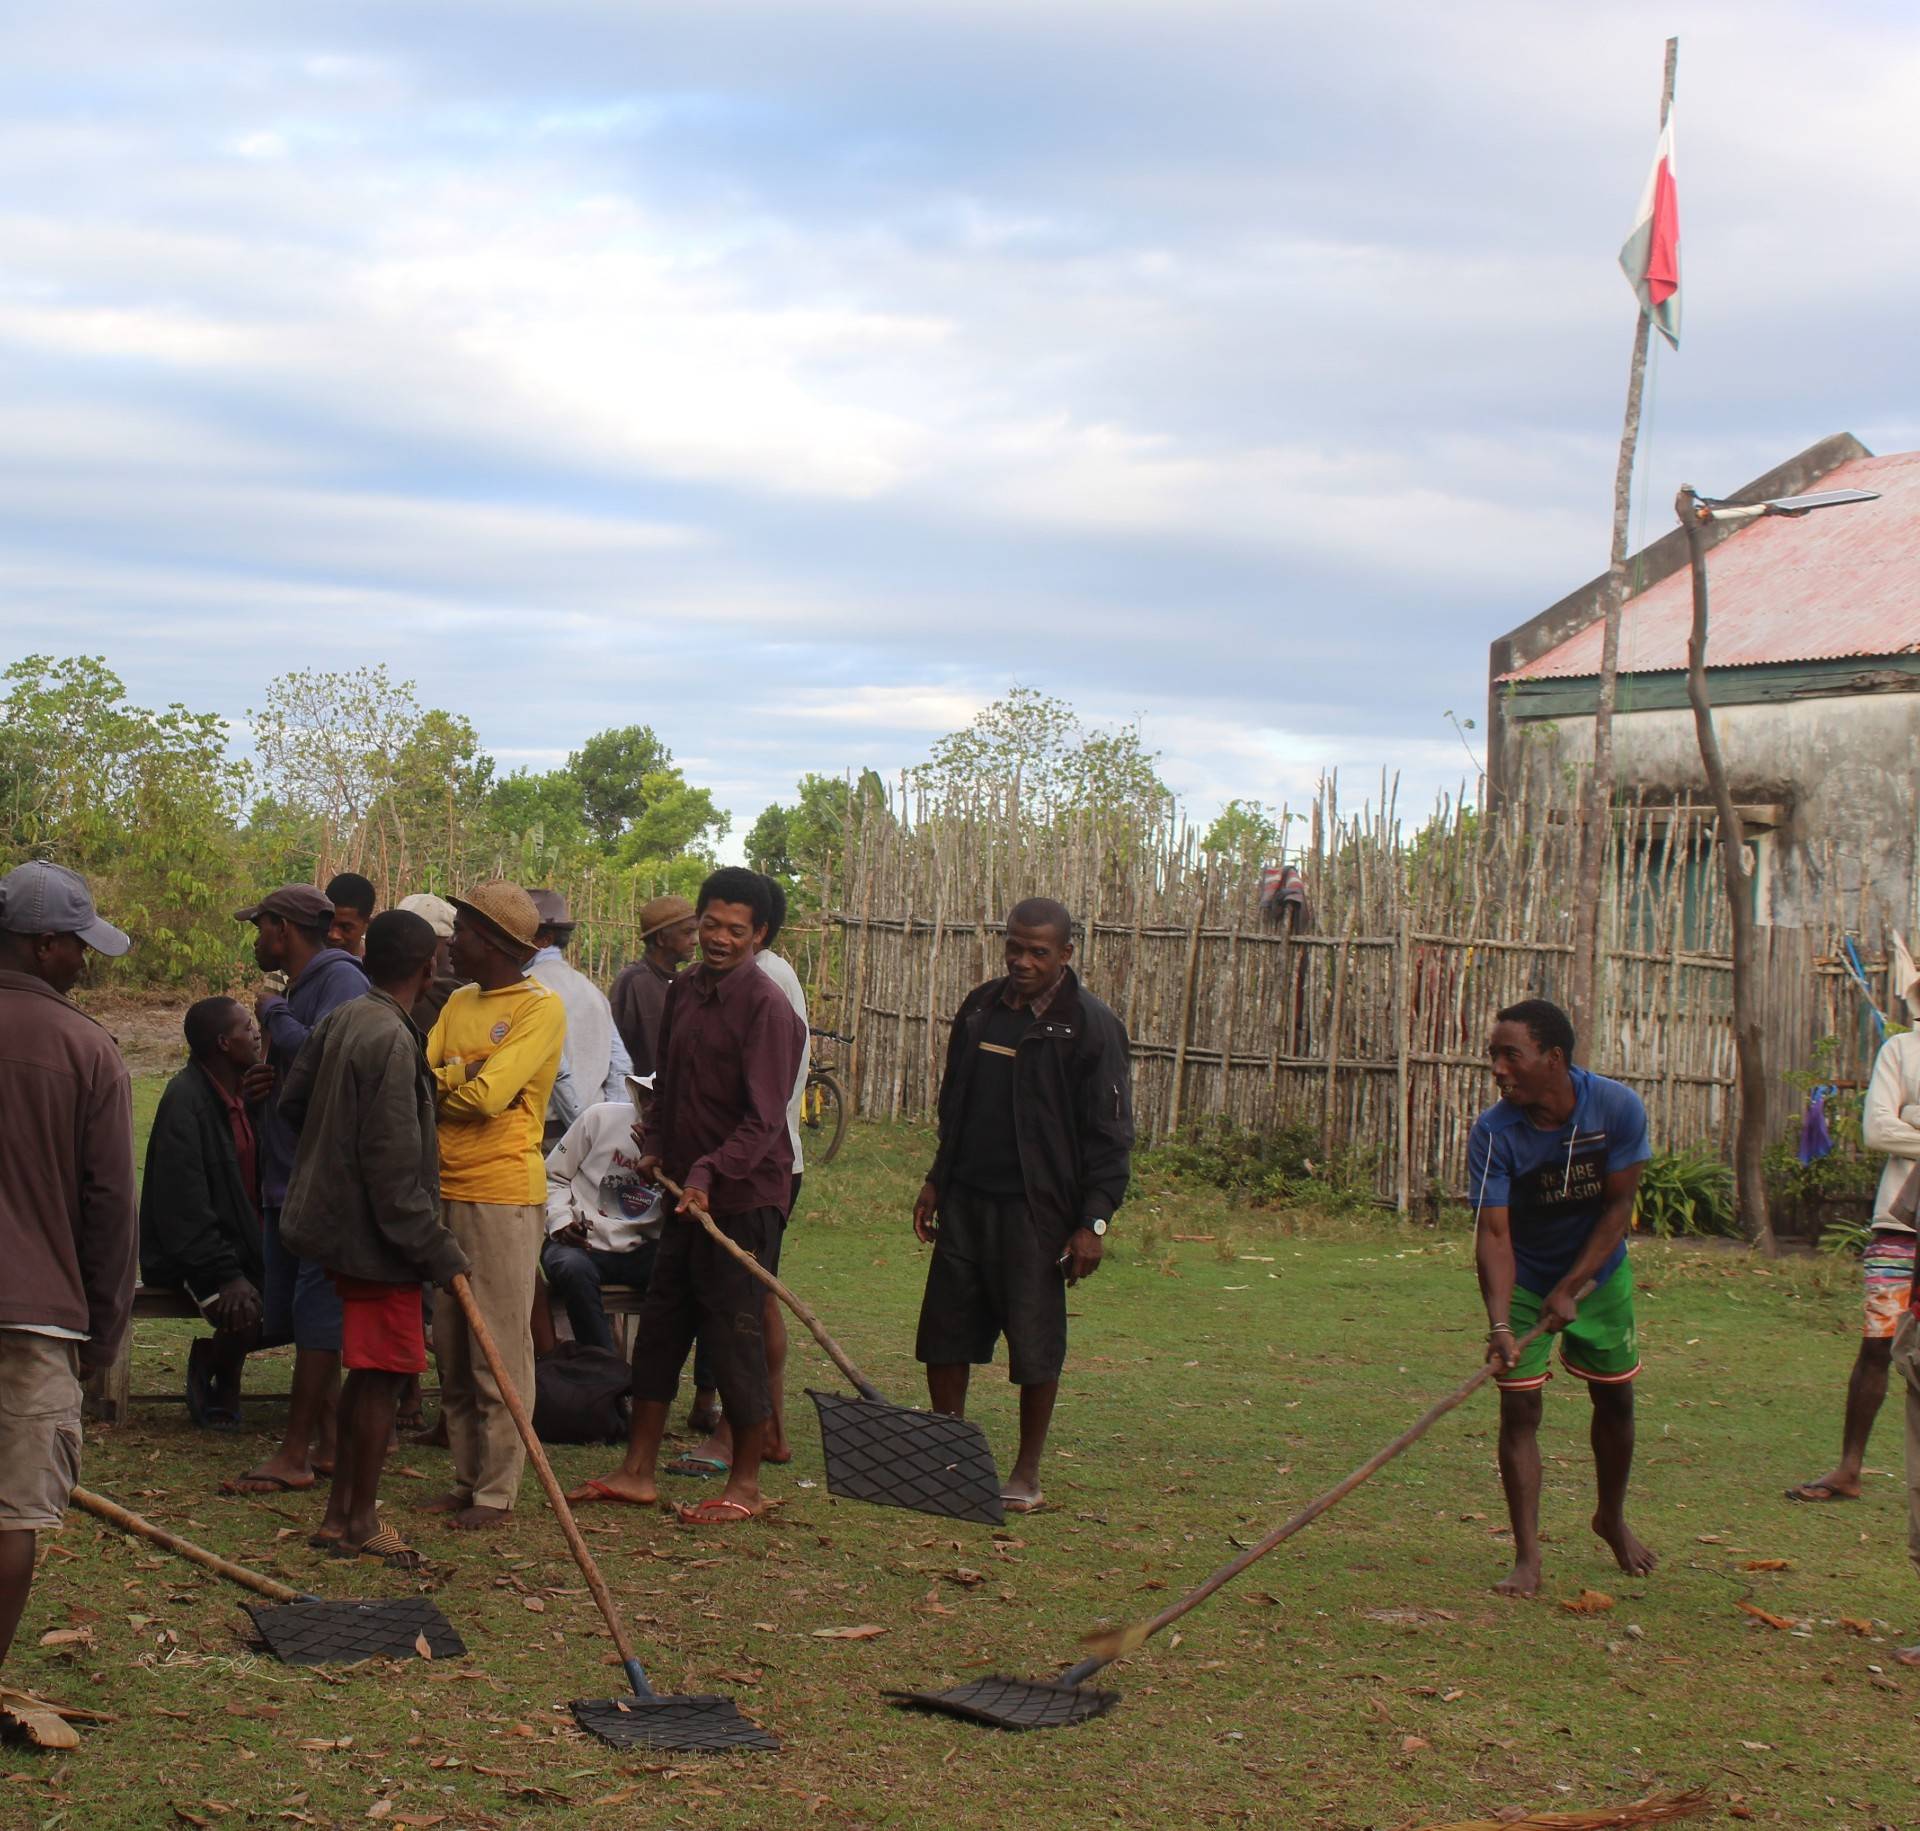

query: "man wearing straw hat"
xmin=610 ymin=894 xmax=698 ymax=1080
xmin=421 ymin=882 xmax=565 ymax=1530
xmin=0 ymin=862 xmax=135 ymax=1668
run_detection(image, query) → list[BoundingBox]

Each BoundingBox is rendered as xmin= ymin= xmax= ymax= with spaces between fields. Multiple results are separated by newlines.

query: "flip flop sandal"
xmin=567 ymin=1477 xmax=656 ymax=1507
xmin=666 ymin=1455 xmax=731 ymax=1478
xmin=675 ymin=1498 xmax=758 ymax=1527
xmin=221 ymin=1472 xmax=315 ymax=1496
xmin=330 ymin=1526 xmax=426 ymax=1571
xmin=1000 ymin=1493 xmax=1048 ymax=1515
xmin=1783 ymin=1481 xmax=1857 ymax=1502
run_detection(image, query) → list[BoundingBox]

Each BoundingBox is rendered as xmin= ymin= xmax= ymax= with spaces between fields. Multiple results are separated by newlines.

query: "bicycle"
xmin=803 ymin=1027 xmax=852 ymax=1166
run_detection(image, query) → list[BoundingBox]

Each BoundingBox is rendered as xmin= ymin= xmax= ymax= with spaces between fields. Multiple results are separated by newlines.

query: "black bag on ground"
xmin=532 ymin=1341 xmax=632 ymax=1444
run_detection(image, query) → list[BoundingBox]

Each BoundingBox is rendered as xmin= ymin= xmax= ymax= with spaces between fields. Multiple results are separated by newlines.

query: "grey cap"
xmin=527 ymin=888 xmax=574 ymax=932
xmin=0 ymin=861 xmax=132 ymax=957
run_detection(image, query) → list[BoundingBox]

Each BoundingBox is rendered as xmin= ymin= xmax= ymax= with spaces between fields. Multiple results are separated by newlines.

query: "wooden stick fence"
xmin=816 ymin=771 xmax=1891 ymax=1212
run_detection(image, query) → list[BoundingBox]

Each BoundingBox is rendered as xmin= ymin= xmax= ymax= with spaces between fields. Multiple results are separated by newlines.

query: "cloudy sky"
xmin=3 ymin=1 xmax=1914 ymax=850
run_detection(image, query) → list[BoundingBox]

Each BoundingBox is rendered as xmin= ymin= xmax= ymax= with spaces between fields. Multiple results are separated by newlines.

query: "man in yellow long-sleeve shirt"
xmin=422 ymin=881 xmax=564 ymax=1529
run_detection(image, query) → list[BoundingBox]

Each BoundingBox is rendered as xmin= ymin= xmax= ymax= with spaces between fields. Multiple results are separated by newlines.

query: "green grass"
xmin=7 ymin=1110 xmax=1916 ymax=1827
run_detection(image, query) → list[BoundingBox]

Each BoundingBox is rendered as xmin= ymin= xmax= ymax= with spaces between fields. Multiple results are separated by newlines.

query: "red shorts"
xmin=331 ymin=1277 xmax=428 ymax=1374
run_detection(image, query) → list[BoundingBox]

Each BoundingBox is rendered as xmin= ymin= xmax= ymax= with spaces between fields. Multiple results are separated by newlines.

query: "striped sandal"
xmin=330 ymin=1525 xmax=427 ymax=1571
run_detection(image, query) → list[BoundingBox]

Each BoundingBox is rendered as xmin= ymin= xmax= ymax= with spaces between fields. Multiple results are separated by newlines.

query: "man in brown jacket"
xmin=280 ymin=910 xmax=469 ymax=1567
xmin=0 ymin=862 xmax=135 ymax=1668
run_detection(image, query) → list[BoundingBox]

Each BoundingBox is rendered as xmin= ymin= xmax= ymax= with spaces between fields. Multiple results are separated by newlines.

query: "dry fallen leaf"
xmin=365 ymin=1804 xmax=392 ymax=1822
xmin=295 ymin=1736 xmax=353 ymax=1752
xmin=1400 ymin=1734 xmax=1429 ymax=1752
xmin=1838 ymin=1617 xmax=1876 ymax=1636
xmin=1558 ymin=1589 xmax=1616 ymax=1616
xmin=521 ymin=1597 xmax=546 ymax=1613
xmin=413 ymin=1631 xmax=433 ymax=1660
xmin=1735 ymin=1600 xmax=1796 ymax=1631
xmin=1739 ymin=1559 xmax=1790 ymax=1572
xmin=811 ymin=1624 xmax=887 ymax=1640
xmin=37 ymin=1627 xmax=94 ymax=1647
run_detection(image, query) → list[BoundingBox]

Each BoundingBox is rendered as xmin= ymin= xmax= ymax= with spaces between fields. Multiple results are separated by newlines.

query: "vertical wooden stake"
xmin=1321 ymin=908 xmax=1357 ymax=1158
xmin=1395 ymin=907 xmax=1413 ymax=1216
xmin=1570 ymin=35 xmax=1679 ymax=1053
xmin=1168 ymin=872 xmax=1208 ymax=1136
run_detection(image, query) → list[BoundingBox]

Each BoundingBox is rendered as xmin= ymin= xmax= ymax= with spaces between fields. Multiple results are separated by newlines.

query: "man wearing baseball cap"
xmin=396 ymin=893 xmax=462 ymax=1033
xmin=422 ymin=882 xmax=566 ymax=1529
xmin=223 ymin=884 xmax=368 ymax=1498
xmin=0 ymin=862 xmax=135 ymax=1669
xmin=610 ymin=895 xmax=697 ymax=1080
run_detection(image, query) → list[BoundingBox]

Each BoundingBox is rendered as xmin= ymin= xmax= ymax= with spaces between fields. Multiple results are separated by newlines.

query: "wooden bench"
xmin=84 ymin=1283 xmax=653 ymax=1425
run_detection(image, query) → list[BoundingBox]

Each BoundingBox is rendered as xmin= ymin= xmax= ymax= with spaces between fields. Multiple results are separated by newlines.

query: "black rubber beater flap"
xmin=809 ymin=1389 xmax=1004 ymax=1526
xmin=885 ymin=1674 xmax=1120 ymax=1731
xmin=571 ymin=1694 xmax=780 ymax=1753
xmin=244 ymin=1598 xmax=465 ymax=1666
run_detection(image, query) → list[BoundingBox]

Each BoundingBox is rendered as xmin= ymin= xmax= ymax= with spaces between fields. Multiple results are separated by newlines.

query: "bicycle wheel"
xmin=804 ymin=1071 xmax=848 ymax=1166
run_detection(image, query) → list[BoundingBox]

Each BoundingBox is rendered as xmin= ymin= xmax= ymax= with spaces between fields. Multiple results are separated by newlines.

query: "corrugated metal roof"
xmin=1502 ymin=449 xmax=1920 ymax=680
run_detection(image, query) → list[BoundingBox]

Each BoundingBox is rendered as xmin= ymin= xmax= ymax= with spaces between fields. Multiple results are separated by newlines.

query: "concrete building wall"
xmin=1505 ymin=693 xmax=1920 ymax=934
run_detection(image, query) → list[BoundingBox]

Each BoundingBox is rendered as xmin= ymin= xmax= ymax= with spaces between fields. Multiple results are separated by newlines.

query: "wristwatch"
xmin=1087 ymin=1217 xmax=1108 ymax=1237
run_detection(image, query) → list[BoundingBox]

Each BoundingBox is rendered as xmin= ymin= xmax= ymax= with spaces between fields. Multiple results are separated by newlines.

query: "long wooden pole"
xmin=1066 ymin=1294 xmax=1585 ymax=1680
xmin=447 ymin=1275 xmax=655 ymax=1697
xmin=1677 ymin=498 xmax=1776 ymax=1256
xmin=1570 ymin=36 xmax=1678 ymax=1058
xmin=70 ymin=1486 xmax=309 ymax=1604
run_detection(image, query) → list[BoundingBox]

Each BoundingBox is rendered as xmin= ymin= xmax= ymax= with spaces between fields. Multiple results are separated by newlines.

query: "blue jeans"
xmin=541 ymin=1239 xmax=659 ymax=1355
xmin=259 ymin=1205 xmax=343 ymax=1354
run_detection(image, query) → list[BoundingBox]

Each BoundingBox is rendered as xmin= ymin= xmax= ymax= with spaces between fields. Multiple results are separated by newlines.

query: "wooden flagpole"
xmin=1569 ymin=36 xmax=1678 ymax=1058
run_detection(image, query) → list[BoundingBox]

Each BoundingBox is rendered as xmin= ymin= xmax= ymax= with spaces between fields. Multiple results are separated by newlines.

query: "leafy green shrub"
xmin=1145 ymin=1118 xmax=1381 ymax=1214
xmin=1634 ymin=1148 xmax=1736 ymax=1238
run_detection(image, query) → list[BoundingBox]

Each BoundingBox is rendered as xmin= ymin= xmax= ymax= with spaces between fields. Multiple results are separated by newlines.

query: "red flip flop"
xmin=676 ymin=1497 xmax=757 ymax=1527
xmin=567 ymin=1477 xmax=655 ymax=1507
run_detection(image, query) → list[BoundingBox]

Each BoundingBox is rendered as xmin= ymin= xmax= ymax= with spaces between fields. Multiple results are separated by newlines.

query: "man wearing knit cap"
xmin=527 ymin=889 xmax=633 ymax=1144
xmin=421 ymin=882 xmax=566 ymax=1529
xmin=610 ymin=895 xmax=697 ymax=1080
xmin=397 ymin=893 xmax=462 ymax=1032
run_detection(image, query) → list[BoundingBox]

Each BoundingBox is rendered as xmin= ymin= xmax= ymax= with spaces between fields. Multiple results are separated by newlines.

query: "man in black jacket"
xmin=139 ymin=997 xmax=275 ymax=1427
xmin=913 ymin=897 xmax=1134 ymax=1513
xmin=279 ymin=910 xmax=469 ymax=1565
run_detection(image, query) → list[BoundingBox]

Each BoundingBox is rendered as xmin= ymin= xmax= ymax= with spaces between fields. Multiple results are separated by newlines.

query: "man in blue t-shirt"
xmin=1470 ymin=998 xmax=1654 ymax=1599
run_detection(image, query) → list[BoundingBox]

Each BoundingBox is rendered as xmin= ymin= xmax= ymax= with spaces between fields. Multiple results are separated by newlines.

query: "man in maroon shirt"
xmin=568 ymin=869 xmax=805 ymax=1527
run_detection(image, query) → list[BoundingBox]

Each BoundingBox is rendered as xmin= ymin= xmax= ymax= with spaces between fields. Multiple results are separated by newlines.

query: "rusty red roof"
xmin=1501 ymin=448 xmax=1920 ymax=680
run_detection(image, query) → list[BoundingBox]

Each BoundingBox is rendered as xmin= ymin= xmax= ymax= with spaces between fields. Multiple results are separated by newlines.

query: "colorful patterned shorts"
xmin=1862 ymin=1230 xmax=1917 ymax=1340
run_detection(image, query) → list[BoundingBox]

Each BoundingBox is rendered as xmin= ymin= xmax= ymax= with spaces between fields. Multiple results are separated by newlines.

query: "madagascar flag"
xmin=1619 ymin=115 xmax=1680 ymax=349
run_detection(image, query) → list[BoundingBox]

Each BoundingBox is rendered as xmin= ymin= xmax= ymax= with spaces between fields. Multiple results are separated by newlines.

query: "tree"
xmin=910 ymin=688 xmax=1172 ymax=831
xmin=617 ymin=774 xmax=728 ymax=865
xmin=1202 ymin=799 xmax=1283 ymax=865
xmin=251 ymin=665 xmax=422 ymax=832
xmin=748 ymin=770 xmax=889 ymax=900
xmin=2 ymin=654 xmax=249 ymax=982
xmin=568 ymin=725 xmax=675 ymax=846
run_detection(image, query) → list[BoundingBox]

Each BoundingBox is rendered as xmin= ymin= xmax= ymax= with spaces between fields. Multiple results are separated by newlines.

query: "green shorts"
xmin=1497 ymin=1259 xmax=1640 ymax=1390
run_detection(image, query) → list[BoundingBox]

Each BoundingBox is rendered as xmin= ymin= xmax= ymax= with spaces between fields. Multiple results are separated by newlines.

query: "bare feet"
xmin=1493 ymin=1558 xmax=1542 ymax=1598
xmin=444 ymin=1505 xmax=510 ymax=1531
xmin=420 ymin=1490 xmax=473 ymax=1515
xmin=1593 ymin=1511 xmax=1657 ymax=1576
xmin=565 ymin=1472 xmax=658 ymax=1507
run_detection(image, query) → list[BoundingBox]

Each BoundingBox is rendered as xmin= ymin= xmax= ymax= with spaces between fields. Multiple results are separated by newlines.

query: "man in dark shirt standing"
xmin=224 ymin=884 xmax=366 ymax=1496
xmin=609 ymin=894 xmax=697 ymax=1079
xmin=914 ymin=897 xmax=1134 ymax=1514
xmin=570 ymin=869 xmax=804 ymax=1527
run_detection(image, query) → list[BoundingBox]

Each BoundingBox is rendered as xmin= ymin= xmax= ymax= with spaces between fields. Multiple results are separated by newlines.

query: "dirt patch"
xmin=80 ymin=992 xmax=189 ymax=1076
